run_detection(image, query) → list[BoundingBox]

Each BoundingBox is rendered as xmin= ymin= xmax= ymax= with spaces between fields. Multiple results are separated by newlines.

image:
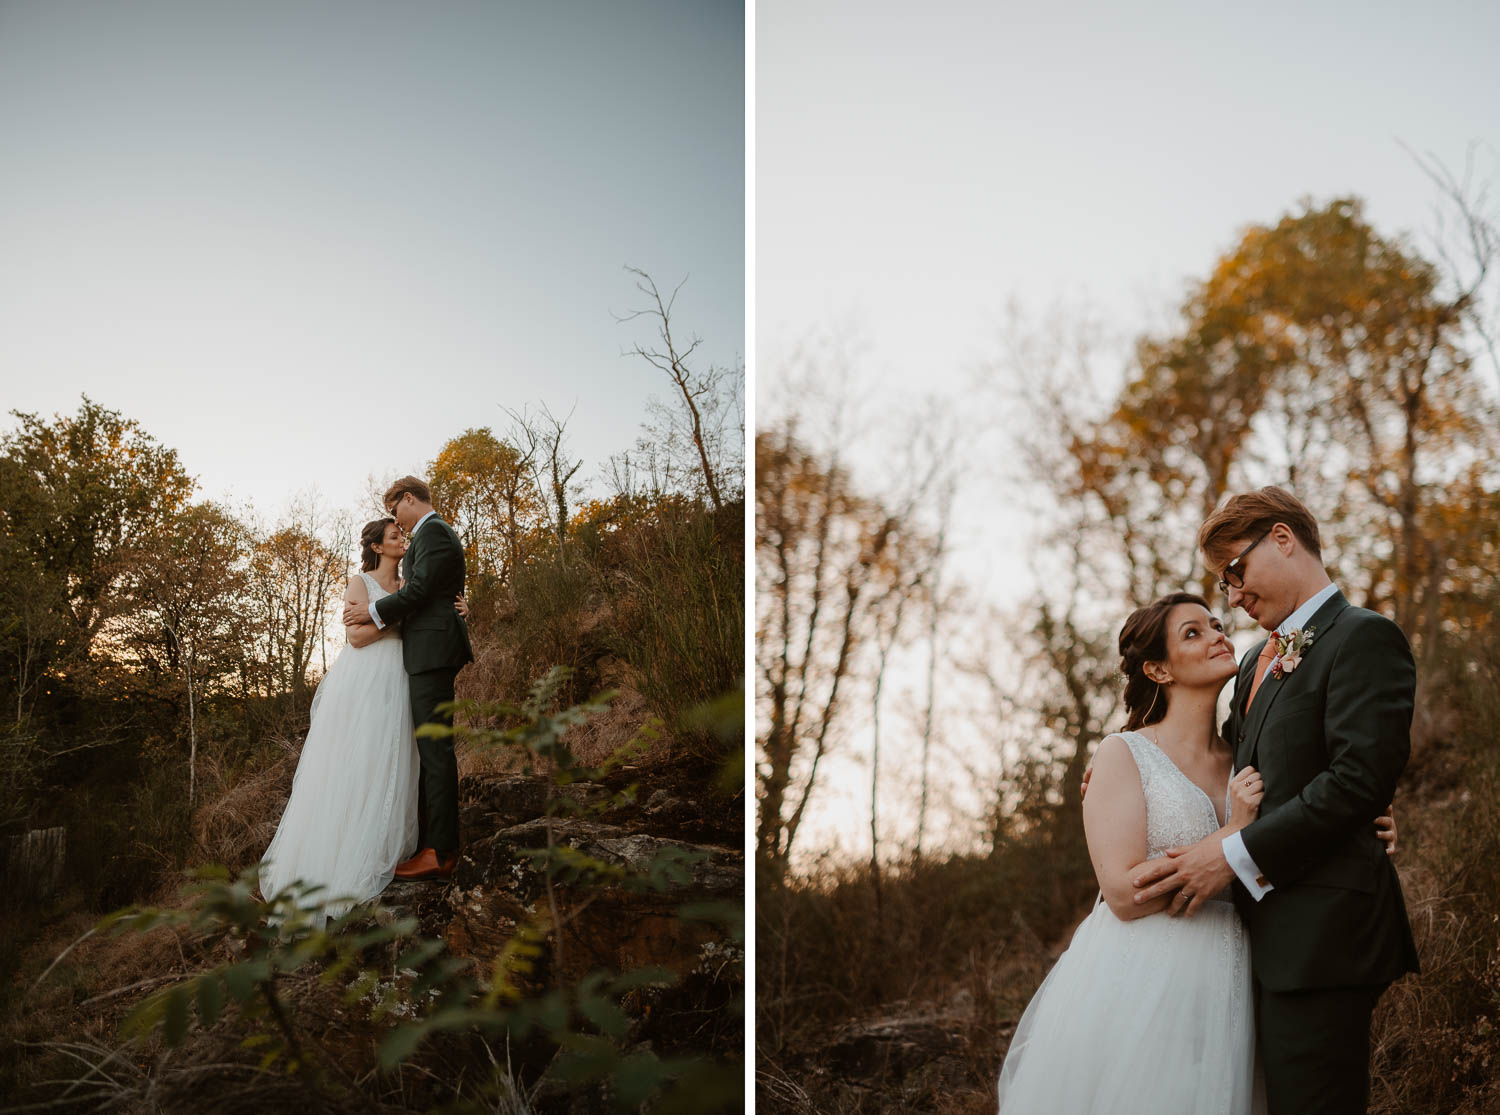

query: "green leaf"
xmin=676 ymin=900 xmax=744 ymax=943
xmin=221 ymin=959 xmax=272 ymax=1001
xmin=578 ymin=994 xmax=631 ymax=1040
xmin=119 ymin=988 xmax=170 ymax=1040
xmin=162 ymin=984 xmax=191 ymax=1045
xmin=532 ymin=992 xmax=570 ymax=1035
xmin=378 ymin=1023 xmax=434 ymax=1067
xmin=549 ymin=1033 xmax=618 ymax=1083
xmin=377 ymin=1007 xmax=502 ymax=1068
xmin=612 ymin=1050 xmax=670 ymax=1106
xmin=351 ymin=917 xmax=420 ymax=949
xmin=195 ymin=972 xmax=223 ymax=1027
xmin=609 ymin=966 xmax=677 ymax=993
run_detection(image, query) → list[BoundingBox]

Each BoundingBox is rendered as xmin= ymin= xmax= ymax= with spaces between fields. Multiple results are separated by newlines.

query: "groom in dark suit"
xmin=1132 ymin=486 xmax=1419 ymax=1114
xmin=344 ymin=475 xmax=474 ymax=880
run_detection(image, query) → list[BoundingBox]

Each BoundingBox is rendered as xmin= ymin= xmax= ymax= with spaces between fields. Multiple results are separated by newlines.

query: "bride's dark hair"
xmin=360 ymin=517 xmax=395 ymax=572
xmin=1118 ymin=591 xmax=1211 ymax=731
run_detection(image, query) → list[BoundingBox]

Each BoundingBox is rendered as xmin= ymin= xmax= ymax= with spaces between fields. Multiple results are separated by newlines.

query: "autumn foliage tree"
xmin=0 ymin=398 xmax=194 ymax=681
xmin=115 ymin=503 xmax=251 ymax=802
xmin=428 ymin=427 xmax=543 ymax=590
xmin=1054 ymin=199 xmax=1497 ymax=700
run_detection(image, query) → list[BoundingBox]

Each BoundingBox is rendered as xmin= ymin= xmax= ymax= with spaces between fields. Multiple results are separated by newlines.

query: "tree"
xmin=755 ymin=425 xmax=901 ymax=874
xmin=914 ymin=475 xmax=956 ymax=861
xmin=245 ymin=499 xmax=348 ymax=702
xmin=992 ymin=196 xmax=1500 ymax=815
xmin=116 ymin=504 xmax=250 ymax=802
xmin=0 ymin=457 xmax=74 ymax=730
xmin=506 ymin=405 xmax=583 ymax=562
xmin=428 ymin=428 xmax=543 ymax=587
xmin=0 ymin=397 xmax=195 ymax=669
xmin=618 ymin=267 xmax=745 ymax=510
xmin=1135 ymin=199 xmax=1493 ymax=666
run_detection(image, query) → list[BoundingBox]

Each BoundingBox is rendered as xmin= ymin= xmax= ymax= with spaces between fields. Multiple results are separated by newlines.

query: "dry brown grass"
xmin=756 ymin=834 xmax=1092 ymax=1115
xmin=5 ymin=915 xmax=440 ymax=1115
xmin=759 ymin=775 xmax=1500 ymax=1114
xmin=190 ymin=737 xmax=301 ymax=874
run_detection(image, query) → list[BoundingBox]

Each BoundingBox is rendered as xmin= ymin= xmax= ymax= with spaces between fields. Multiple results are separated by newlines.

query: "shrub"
xmin=604 ymin=500 xmax=743 ymax=762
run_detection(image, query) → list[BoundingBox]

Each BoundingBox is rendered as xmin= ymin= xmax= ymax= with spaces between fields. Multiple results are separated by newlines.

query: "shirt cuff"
xmin=1222 ymin=830 xmax=1273 ymax=900
xmin=368 ymin=600 xmax=385 ymax=630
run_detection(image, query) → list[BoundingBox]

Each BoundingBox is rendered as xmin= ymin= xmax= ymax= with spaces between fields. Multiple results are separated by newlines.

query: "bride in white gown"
xmin=997 ymin=592 xmax=1263 ymax=1115
xmin=259 ymin=517 xmax=463 ymax=928
xmin=996 ymin=592 xmax=1395 ymax=1114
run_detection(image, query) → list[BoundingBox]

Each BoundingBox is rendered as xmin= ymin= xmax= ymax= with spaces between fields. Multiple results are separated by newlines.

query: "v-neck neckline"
xmin=1128 ymin=729 xmax=1228 ymax=828
xmin=365 ymin=570 xmax=399 ymax=596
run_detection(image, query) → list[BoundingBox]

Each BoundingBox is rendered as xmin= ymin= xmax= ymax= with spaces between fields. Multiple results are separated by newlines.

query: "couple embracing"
xmin=260 ymin=476 xmax=474 ymax=925
xmin=997 ymin=487 xmax=1419 ymax=1115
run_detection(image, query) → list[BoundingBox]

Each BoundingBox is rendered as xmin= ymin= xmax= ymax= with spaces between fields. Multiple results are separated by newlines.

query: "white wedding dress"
xmin=260 ymin=572 xmax=418 ymax=928
xmin=996 ymin=731 xmax=1263 ymax=1115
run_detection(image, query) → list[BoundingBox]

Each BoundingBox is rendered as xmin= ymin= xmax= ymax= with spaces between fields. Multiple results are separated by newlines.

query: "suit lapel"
xmin=1231 ymin=641 xmax=1264 ymax=769
xmin=1240 ymin=590 xmax=1352 ymax=770
xmin=403 ymin=520 xmax=423 ymax=583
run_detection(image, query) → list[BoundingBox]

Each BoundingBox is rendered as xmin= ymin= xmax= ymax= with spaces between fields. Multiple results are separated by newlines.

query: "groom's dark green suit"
xmin=373 ymin=514 xmax=473 ymax=855
xmin=1226 ymin=589 xmax=1419 ymax=1113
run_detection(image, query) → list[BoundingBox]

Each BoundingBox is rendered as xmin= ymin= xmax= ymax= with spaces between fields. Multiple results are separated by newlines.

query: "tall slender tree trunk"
xmin=185 ymin=644 xmax=198 ymax=805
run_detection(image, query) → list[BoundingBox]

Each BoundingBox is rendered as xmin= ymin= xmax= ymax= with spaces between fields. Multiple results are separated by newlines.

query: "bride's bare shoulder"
xmin=1088 ymin=733 xmax=1142 ymax=789
xmin=344 ymin=573 xmax=369 ymax=601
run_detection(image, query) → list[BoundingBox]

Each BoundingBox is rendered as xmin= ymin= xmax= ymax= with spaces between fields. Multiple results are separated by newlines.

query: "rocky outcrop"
xmin=764 ymin=1005 xmax=987 ymax=1114
xmin=380 ymin=770 xmax=743 ymax=1065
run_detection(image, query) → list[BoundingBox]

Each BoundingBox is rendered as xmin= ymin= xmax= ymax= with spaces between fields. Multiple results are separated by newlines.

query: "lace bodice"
xmin=352 ymin=573 xmax=401 ymax=646
xmin=358 ymin=571 xmax=392 ymax=602
xmin=1119 ymin=731 xmax=1230 ymax=859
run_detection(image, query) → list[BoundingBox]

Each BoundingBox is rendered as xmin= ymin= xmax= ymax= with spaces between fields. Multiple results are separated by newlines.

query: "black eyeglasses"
xmin=1217 ymin=529 xmax=1271 ymax=594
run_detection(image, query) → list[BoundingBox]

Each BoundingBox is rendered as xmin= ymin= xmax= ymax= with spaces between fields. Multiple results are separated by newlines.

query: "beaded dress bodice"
xmin=1121 ymin=730 xmax=1232 ymax=865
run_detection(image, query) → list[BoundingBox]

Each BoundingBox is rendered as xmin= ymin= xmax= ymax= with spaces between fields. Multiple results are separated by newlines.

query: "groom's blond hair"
xmin=383 ymin=475 xmax=432 ymax=511
xmin=1199 ymin=486 xmax=1323 ymax=569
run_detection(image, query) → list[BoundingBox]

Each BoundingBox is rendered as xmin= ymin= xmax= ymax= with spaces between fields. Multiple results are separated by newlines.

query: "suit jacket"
xmin=1226 ymin=589 xmax=1420 ymax=992
xmin=373 ymin=515 xmax=474 ymax=676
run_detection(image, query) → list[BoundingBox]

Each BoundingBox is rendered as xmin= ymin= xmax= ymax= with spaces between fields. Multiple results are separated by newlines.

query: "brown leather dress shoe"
xmin=393 ymin=848 xmax=458 ymax=880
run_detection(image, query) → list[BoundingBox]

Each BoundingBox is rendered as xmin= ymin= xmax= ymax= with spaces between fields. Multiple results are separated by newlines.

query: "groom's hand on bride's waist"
xmin=1131 ymin=836 xmax=1235 ymax=918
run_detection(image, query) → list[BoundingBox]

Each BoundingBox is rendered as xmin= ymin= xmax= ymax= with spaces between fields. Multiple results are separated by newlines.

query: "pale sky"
xmin=757 ymin=0 xmax=1500 ymax=861
xmin=0 ymin=0 xmax=744 ymax=519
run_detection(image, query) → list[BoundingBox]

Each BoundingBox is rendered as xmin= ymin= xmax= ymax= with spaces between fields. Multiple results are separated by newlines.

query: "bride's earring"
xmin=1143 ymin=683 xmax=1162 ymax=723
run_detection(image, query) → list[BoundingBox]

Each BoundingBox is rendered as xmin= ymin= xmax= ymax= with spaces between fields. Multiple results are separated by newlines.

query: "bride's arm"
xmin=343 ymin=577 xmax=384 ymax=648
xmin=1082 ymin=734 xmax=1174 ymax=921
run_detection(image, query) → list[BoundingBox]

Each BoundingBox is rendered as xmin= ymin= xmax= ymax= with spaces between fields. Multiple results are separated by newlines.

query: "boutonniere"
xmin=1271 ymin=626 xmax=1316 ymax=678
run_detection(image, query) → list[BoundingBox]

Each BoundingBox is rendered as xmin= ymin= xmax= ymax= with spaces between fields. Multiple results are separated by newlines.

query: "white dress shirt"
xmin=1221 ymin=581 xmax=1340 ymax=899
xmin=369 ymin=510 xmax=439 ymax=629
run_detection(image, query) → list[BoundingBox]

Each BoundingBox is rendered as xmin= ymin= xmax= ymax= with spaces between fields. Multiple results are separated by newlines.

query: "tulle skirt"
xmin=260 ymin=634 xmax=418 ymax=928
xmin=997 ymin=896 xmax=1263 ymax=1115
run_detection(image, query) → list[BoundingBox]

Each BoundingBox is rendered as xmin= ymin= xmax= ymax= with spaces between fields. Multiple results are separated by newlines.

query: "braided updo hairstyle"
xmin=1118 ymin=591 xmax=1211 ymax=731
xmin=360 ymin=517 xmax=396 ymax=572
